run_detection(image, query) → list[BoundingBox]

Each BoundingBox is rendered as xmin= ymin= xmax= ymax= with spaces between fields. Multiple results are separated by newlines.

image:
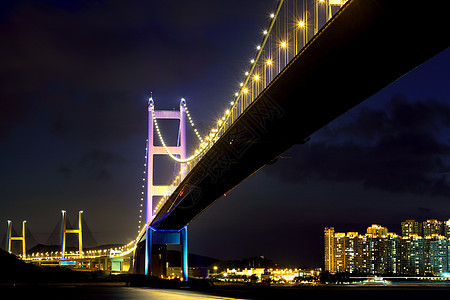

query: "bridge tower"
xmin=60 ymin=210 xmax=83 ymax=259
xmin=6 ymin=220 xmax=26 ymax=257
xmin=144 ymin=97 xmax=188 ymax=280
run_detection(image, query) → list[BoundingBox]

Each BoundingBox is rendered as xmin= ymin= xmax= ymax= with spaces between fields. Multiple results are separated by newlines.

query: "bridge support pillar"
xmin=60 ymin=210 xmax=83 ymax=259
xmin=145 ymin=226 xmax=153 ymax=276
xmin=145 ymin=226 xmax=188 ymax=281
xmin=144 ymin=97 xmax=188 ymax=278
xmin=181 ymin=226 xmax=188 ymax=281
xmin=6 ymin=220 xmax=26 ymax=257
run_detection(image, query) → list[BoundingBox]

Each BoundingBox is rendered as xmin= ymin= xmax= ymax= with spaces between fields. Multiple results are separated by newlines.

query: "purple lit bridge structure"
xmin=14 ymin=0 xmax=449 ymax=279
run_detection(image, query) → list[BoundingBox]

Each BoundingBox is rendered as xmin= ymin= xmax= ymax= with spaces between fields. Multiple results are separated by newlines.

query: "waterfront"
xmin=2 ymin=286 xmax=238 ymax=300
xmin=1 ymin=1 xmax=449 ymax=298
xmin=3 ymin=284 xmax=450 ymax=300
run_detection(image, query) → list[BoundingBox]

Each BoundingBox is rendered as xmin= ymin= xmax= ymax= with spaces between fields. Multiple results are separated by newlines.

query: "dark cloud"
xmin=79 ymin=148 xmax=124 ymax=166
xmin=336 ymin=106 xmax=389 ymax=140
xmin=0 ymin=0 xmax=274 ymax=143
xmin=0 ymin=0 xmax=225 ymax=140
xmin=78 ymin=149 xmax=125 ymax=180
xmin=388 ymin=96 xmax=450 ymax=134
xmin=417 ymin=207 xmax=432 ymax=214
xmin=58 ymin=164 xmax=72 ymax=179
xmin=0 ymin=95 xmax=28 ymax=138
xmin=265 ymin=96 xmax=450 ymax=198
xmin=0 ymin=0 xmax=249 ymax=94
xmin=46 ymin=89 xmax=146 ymax=144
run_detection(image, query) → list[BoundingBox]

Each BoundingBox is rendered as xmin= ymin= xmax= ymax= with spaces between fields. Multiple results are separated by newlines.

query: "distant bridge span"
xmin=150 ymin=0 xmax=449 ymax=230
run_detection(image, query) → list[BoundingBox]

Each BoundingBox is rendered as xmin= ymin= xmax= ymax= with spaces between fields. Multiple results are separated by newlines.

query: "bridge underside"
xmin=151 ymin=0 xmax=449 ymax=230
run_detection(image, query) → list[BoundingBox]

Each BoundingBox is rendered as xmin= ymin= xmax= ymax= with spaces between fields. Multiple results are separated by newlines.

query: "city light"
xmin=121 ymin=0 xmax=349 ymax=225
xmin=326 ymin=219 xmax=450 ymax=276
xmin=14 ymin=0 xmax=353 ymax=274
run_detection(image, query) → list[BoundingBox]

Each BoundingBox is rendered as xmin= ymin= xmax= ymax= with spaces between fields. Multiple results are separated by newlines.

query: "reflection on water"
xmin=1 ymin=287 xmax=245 ymax=300
xmin=134 ymin=288 xmax=244 ymax=299
xmin=4 ymin=285 xmax=450 ymax=299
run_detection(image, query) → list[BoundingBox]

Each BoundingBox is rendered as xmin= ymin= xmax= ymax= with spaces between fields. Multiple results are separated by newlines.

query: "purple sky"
xmin=1 ymin=0 xmax=449 ymax=267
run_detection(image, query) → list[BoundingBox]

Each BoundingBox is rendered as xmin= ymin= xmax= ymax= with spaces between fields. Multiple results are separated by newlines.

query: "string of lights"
xmin=182 ymin=99 xmax=204 ymax=144
xmin=137 ymin=139 xmax=148 ymax=234
xmin=149 ymin=101 xmax=208 ymax=163
xmin=21 ymin=0 xmax=349 ymax=264
xmin=147 ymin=0 xmax=348 ymax=216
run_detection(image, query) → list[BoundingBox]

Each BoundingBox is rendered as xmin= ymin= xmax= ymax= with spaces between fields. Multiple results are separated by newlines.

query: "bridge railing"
xmin=151 ymin=0 xmax=348 ymax=217
xmin=23 ymin=242 xmax=136 ymax=261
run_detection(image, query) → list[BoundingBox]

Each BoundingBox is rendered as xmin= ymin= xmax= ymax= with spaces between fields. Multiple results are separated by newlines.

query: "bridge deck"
xmin=151 ymin=0 xmax=449 ymax=230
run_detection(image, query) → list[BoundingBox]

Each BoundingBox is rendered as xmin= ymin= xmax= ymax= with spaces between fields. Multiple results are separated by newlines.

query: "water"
xmin=2 ymin=285 xmax=450 ymax=299
xmin=0 ymin=286 xmax=240 ymax=299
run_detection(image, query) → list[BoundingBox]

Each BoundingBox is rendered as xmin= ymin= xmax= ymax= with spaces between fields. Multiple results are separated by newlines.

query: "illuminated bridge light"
xmin=13 ymin=1 xmax=352 ymax=248
xmin=60 ymin=0 xmax=371 ymax=266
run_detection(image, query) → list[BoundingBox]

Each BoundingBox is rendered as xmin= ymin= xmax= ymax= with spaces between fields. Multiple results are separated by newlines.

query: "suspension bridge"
xmin=4 ymin=0 xmax=448 ymax=280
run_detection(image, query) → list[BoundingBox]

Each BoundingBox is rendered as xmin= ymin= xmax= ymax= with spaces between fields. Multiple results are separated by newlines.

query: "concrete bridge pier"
xmin=145 ymin=226 xmax=188 ymax=281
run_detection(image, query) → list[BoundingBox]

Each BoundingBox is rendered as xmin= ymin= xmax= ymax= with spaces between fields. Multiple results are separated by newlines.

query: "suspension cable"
xmin=135 ymin=0 xmax=349 ymax=252
xmin=182 ymin=99 xmax=204 ymax=144
xmin=137 ymin=139 xmax=148 ymax=234
xmin=149 ymin=99 xmax=207 ymax=163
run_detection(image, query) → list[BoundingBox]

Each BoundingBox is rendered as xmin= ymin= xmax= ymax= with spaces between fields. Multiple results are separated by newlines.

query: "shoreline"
xmin=3 ymin=279 xmax=450 ymax=288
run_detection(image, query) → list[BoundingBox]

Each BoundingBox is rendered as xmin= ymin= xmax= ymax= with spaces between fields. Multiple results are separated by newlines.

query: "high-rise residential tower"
xmin=401 ymin=220 xmax=422 ymax=237
xmin=324 ymin=227 xmax=335 ymax=273
xmin=423 ymin=219 xmax=443 ymax=237
xmin=325 ymin=220 xmax=450 ymax=276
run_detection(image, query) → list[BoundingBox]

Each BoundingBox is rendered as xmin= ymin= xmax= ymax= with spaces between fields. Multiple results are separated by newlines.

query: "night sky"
xmin=1 ymin=0 xmax=449 ymax=268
